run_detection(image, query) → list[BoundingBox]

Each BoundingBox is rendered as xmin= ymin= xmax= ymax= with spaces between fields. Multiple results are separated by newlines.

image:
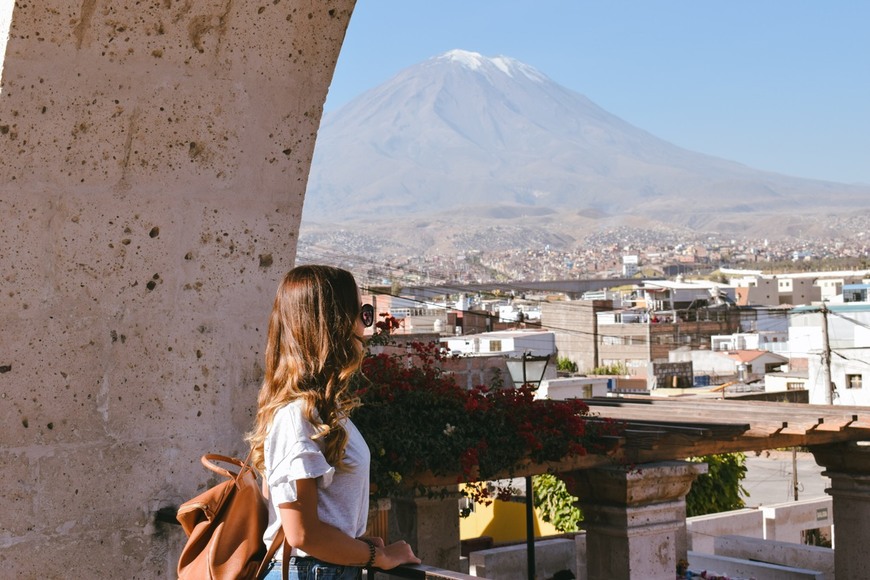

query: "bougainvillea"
xmin=367 ymin=312 xmax=403 ymax=346
xmin=351 ymin=340 xmax=620 ymax=504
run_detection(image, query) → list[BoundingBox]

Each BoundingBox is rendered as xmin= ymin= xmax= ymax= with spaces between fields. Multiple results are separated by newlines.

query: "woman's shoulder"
xmin=268 ymin=399 xmax=318 ymax=445
xmin=273 ymin=398 xmax=325 ymax=429
xmin=276 ymin=398 xmax=305 ymax=414
xmin=273 ymin=398 xmax=307 ymax=424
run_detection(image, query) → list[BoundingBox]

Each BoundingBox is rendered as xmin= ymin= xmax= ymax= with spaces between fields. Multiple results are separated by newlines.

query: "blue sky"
xmin=325 ymin=1 xmax=869 ymax=185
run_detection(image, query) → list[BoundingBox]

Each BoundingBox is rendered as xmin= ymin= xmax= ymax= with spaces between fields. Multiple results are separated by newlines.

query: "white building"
xmin=535 ymin=376 xmax=610 ymax=400
xmin=724 ymin=268 xmax=870 ymax=304
xmin=622 ymin=255 xmax=639 ymax=277
xmin=711 ymin=331 xmax=789 ymax=354
xmin=637 ymin=280 xmax=738 ymax=312
xmin=497 ymin=304 xmax=542 ymax=323
xmin=442 ymin=330 xmax=556 ymax=358
xmin=669 ymin=349 xmax=788 ymax=383
xmin=764 ymin=371 xmax=810 ymax=393
xmin=709 ymin=306 xmax=791 ymax=354
xmin=791 ymin=303 xmax=870 ymax=405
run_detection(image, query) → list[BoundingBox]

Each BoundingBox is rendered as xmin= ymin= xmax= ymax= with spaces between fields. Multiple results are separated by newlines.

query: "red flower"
xmin=352 ymin=340 xmax=625 ymax=504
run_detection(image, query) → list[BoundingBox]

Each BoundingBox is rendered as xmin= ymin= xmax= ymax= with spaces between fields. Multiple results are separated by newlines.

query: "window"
xmin=846 ymin=374 xmax=863 ymax=389
xmin=488 ymin=340 xmax=502 ymax=352
xmin=786 ymin=382 xmax=804 ymax=391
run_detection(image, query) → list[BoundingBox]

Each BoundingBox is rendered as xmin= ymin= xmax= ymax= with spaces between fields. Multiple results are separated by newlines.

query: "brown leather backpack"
xmin=177 ymin=453 xmax=285 ymax=579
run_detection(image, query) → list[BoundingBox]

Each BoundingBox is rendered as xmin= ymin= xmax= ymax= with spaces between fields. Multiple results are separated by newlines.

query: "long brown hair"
xmin=247 ymin=265 xmax=365 ymax=472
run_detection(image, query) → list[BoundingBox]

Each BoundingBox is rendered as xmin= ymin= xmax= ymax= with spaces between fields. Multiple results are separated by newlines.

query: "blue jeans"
xmin=263 ymin=556 xmax=363 ymax=580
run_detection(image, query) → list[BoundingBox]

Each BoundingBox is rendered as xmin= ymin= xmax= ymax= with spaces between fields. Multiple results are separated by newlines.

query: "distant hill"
xmin=301 ymin=49 xmax=870 ymax=251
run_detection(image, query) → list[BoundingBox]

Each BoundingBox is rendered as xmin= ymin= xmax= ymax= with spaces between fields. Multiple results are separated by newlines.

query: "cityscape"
xmin=6 ymin=2 xmax=870 ymax=578
xmin=299 ymin=215 xmax=870 ymax=288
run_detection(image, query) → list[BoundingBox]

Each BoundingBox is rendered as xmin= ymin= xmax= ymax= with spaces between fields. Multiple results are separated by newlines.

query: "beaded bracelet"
xmin=361 ymin=538 xmax=376 ymax=568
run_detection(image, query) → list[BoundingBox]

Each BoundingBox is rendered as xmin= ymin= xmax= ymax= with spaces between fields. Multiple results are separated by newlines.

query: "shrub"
xmin=590 ymin=361 xmax=628 ymax=375
xmin=352 ymin=341 xmax=618 ymax=503
xmin=556 ymin=356 xmax=578 ymax=374
xmin=532 ymin=473 xmax=583 ymax=533
xmin=685 ymin=453 xmax=748 ymax=517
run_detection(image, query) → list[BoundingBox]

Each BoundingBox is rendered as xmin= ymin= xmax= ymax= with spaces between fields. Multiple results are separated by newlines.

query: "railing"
xmin=373 ymin=564 xmax=480 ymax=579
xmin=156 ymin=509 xmax=481 ymax=580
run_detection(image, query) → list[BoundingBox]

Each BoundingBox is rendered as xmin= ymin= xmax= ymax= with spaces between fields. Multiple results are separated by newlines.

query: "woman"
xmin=247 ymin=265 xmax=420 ymax=579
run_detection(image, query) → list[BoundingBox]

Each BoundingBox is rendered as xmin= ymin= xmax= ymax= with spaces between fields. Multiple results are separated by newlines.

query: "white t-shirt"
xmin=263 ymin=399 xmax=371 ymax=560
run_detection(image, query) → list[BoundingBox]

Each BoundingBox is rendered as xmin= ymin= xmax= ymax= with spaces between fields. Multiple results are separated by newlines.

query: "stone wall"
xmin=0 ymin=1 xmax=355 ymax=576
xmin=468 ymin=538 xmax=576 ymax=580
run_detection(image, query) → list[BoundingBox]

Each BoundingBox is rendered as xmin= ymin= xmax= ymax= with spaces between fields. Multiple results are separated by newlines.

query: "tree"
xmin=532 ymin=474 xmax=582 ymax=533
xmin=532 ymin=452 xmax=749 ymax=531
xmin=685 ymin=453 xmax=748 ymax=517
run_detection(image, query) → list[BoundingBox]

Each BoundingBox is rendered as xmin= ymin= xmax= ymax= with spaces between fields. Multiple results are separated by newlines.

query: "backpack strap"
xmin=201 ymin=453 xmax=247 ymax=478
xmin=255 ymin=527 xmax=287 ymax=580
xmin=237 ymin=448 xmax=289 ymax=580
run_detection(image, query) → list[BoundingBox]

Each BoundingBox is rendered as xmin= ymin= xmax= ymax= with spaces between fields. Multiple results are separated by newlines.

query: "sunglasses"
xmin=360 ymin=303 xmax=374 ymax=328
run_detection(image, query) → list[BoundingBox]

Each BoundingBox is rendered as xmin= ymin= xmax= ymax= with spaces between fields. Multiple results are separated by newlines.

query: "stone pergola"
xmin=400 ymin=398 xmax=870 ymax=580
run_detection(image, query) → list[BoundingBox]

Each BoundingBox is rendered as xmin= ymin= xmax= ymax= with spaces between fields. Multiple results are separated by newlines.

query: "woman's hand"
xmin=358 ymin=535 xmax=385 ymax=549
xmin=279 ymin=481 xmax=420 ymax=569
xmin=374 ymin=540 xmax=421 ymax=570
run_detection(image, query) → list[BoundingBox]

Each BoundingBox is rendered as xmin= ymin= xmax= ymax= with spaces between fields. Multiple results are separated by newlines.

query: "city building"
xmin=843 ymin=282 xmax=870 ymax=303
xmin=622 ymin=254 xmax=639 ymax=277
xmin=540 ymin=299 xmax=613 ymax=375
xmin=669 ymin=348 xmax=789 ymax=385
xmin=596 ymin=305 xmax=741 ymax=385
xmin=442 ymin=329 xmax=556 ymax=359
xmin=791 ymin=303 xmax=870 ymax=406
xmin=748 ymin=276 xmax=821 ymax=306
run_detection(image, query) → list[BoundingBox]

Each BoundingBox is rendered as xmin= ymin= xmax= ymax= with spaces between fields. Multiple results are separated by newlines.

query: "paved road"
xmin=741 ymin=450 xmax=829 ymax=507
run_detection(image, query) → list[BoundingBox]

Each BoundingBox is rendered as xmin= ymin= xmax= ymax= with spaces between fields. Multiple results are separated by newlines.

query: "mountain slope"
xmin=304 ymin=49 xmax=868 ymax=226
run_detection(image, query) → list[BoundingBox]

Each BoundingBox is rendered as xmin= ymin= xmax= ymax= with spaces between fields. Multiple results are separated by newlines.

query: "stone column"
xmin=388 ymin=491 xmax=462 ymax=571
xmin=564 ymin=461 xmax=707 ymax=580
xmin=0 ymin=1 xmax=354 ymax=577
xmin=811 ymin=442 xmax=870 ymax=580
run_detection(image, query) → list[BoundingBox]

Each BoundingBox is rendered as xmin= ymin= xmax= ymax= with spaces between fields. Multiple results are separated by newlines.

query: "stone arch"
xmin=0 ymin=1 xmax=355 ymax=575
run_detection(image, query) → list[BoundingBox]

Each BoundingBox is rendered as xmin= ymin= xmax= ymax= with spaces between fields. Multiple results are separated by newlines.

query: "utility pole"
xmin=792 ymin=447 xmax=799 ymax=501
xmin=820 ymin=303 xmax=835 ymax=405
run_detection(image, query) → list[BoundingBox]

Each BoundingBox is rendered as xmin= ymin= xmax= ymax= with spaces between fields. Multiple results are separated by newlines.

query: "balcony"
xmin=375 ymin=398 xmax=870 ymax=579
xmin=159 ymin=394 xmax=870 ymax=578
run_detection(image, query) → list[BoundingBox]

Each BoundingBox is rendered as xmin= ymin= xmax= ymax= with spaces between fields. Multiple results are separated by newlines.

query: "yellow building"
xmin=460 ymin=490 xmax=561 ymax=544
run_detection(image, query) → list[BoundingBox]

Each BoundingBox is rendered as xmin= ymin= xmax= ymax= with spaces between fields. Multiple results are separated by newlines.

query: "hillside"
xmin=301 ymin=50 xmax=870 ymax=255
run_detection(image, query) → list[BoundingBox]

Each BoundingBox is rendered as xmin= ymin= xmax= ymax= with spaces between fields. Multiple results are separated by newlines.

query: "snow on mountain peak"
xmin=308 ymin=49 xmax=869 ymax=227
xmin=440 ymin=49 xmax=486 ymax=70
xmin=438 ymin=49 xmax=546 ymax=83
